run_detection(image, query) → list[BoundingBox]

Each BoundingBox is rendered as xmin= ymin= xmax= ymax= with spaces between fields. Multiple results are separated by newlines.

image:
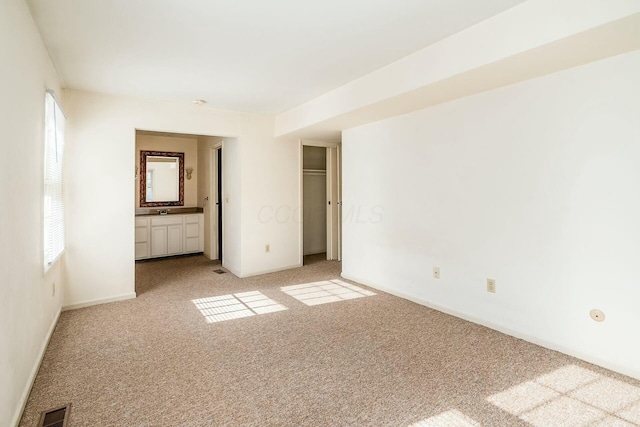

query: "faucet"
xmin=156 ymin=209 xmax=171 ymax=215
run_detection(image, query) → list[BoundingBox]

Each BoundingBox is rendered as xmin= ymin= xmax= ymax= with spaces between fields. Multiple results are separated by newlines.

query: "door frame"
xmin=299 ymin=139 xmax=341 ymax=265
xmin=209 ymin=142 xmax=223 ymax=260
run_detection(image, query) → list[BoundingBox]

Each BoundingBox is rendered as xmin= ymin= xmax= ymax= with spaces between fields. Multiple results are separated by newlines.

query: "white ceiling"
xmin=26 ymin=0 xmax=526 ymax=114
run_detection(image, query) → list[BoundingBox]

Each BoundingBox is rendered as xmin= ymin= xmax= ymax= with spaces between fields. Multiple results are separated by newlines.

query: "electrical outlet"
xmin=52 ymin=282 xmax=56 ymax=296
xmin=486 ymin=278 xmax=496 ymax=293
xmin=265 ymin=244 xmax=270 ymax=253
xmin=433 ymin=266 xmax=440 ymax=279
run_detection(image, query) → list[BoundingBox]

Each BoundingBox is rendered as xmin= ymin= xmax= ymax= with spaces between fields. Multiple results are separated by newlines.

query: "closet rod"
xmin=303 ymin=169 xmax=326 ymax=174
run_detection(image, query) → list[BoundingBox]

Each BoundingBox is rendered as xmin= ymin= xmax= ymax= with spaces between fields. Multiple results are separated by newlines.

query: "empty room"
xmin=2 ymin=0 xmax=640 ymax=426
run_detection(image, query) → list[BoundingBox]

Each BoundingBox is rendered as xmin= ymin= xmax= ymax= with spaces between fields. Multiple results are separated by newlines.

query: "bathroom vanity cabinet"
xmin=135 ymin=213 xmax=204 ymax=260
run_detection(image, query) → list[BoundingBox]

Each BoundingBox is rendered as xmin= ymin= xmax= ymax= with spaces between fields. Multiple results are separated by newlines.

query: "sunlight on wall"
xmin=408 ymin=409 xmax=480 ymax=427
xmin=280 ymin=279 xmax=375 ymax=306
xmin=192 ymin=291 xmax=287 ymax=323
xmin=487 ymin=365 xmax=640 ymax=426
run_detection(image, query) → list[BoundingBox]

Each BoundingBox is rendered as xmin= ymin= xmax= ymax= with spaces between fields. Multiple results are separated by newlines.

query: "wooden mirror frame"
xmin=139 ymin=150 xmax=185 ymax=207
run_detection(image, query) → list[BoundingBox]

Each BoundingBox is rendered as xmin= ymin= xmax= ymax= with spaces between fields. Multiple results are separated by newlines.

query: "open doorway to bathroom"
xmin=134 ymin=130 xmax=227 ymax=294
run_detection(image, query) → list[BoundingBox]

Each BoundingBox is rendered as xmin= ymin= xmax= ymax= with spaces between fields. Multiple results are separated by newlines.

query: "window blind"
xmin=44 ymin=91 xmax=65 ymax=268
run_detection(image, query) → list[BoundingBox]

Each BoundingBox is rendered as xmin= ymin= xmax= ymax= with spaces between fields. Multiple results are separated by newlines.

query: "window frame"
xmin=43 ymin=90 xmax=66 ymax=272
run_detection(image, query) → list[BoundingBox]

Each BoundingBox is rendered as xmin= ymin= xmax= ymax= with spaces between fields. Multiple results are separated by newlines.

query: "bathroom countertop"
xmin=135 ymin=207 xmax=204 ymax=216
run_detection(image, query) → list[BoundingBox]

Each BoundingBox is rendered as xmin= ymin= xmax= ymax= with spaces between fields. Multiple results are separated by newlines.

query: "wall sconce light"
xmin=186 ymin=167 xmax=194 ymax=180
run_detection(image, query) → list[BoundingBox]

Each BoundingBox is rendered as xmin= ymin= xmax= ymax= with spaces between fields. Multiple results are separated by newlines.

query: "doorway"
xmin=133 ymin=130 xmax=225 ymax=263
xmin=301 ymin=141 xmax=341 ymax=265
xmin=209 ymin=145 xmax=223 ymax=261
xmin=303 ymin=146 xmax=327 ymax=258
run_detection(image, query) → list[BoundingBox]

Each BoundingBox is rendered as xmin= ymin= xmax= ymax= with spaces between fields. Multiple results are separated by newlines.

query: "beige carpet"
xmin=20 ymin=255 xmax=640 ymax=426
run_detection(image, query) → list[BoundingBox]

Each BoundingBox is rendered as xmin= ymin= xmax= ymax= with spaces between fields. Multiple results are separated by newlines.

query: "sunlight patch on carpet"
xmin=280 ymin=279 xmax=375 ymax=306
xmin=192 ymin=291 xmax=287 ymax=323
xmin=408 ymin=409 xmax=480 ymax=426
xmin=487 ymin=365 xmax=640 ymax=426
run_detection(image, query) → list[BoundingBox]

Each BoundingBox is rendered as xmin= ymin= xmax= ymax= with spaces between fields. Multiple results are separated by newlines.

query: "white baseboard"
xmin=11 ymin=307 xmax=61 ymax=427
xmin=62 ymin=292 xmax=137 ymax=311
xmin=341 ymin=273 xmax=640 ymax=381
xmin=237 ymin=263 xmax=302 ymax=278
xmin=221 ymin=263 xmax=241 ymax=278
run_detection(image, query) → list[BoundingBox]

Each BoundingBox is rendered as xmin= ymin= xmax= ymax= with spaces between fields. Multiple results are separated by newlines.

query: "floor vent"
xmin=213 ymin=269 xmax=226 ymax=274
xmin=38 ymin=404 xmax=70 ymax=427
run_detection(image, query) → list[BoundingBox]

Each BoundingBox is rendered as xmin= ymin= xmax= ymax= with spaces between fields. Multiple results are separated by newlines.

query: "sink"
xmin=135 ymin=207 xmax=204 ymax=216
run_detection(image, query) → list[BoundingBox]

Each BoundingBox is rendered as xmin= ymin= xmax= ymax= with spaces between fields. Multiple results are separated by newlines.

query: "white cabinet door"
xmin=137 ymin=214 xmax=201 ymax=259
xmin=151 ymin=226 xmax=168 ymax=257
xmin=167 ymin=225 xmax=183 ymax=254
xmin=184 ymin=214 xmax=204 ymax=253
xmin=135 ymin=240 xmax=149 ymax=259
xmin=135 ymin=218 xmax=150 ymax=259
xmin=184 ymin=223 xmax=199 ymax=252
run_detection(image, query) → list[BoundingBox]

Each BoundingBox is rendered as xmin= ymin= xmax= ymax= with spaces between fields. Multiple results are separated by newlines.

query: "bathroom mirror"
xmin=139 ymin=150 xmax=184 ymax=207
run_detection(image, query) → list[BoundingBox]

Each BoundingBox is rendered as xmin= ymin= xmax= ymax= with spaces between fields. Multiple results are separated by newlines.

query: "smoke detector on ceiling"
xmin=193 ymin=99 xmax=207 ymax=105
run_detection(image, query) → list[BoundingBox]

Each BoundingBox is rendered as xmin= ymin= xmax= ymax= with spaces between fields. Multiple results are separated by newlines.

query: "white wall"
xmin=0 ymin=0 xmax=65 ymax=425
xmin=222 ymin=136 xmax=243 ymax=274
xmin=342 ymin=51 xmax=640 ymax=379
xmin=239 ymin=122 xmax=302 ymax=276
xmin=64 ymin=90 xmax=301 ymax=307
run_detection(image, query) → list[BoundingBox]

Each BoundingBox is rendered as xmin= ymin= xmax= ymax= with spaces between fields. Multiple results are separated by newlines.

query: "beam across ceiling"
xmin=275 ymin=0 xmax=640 ymax=141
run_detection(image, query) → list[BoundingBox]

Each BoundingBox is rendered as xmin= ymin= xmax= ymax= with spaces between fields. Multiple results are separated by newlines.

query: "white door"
xmin=167 ymin=225 xmax=183 ymax=254
xmin=337 ymin=145 xmax=342 ymax=261
xmin=135 ymin=220 xmax=150 ymax=259
xmin=184 ymin=215 xmax=201 ymax=252
xmin=326 ymin=146 xmax=340 ymax=260
xmin=210 ymin=146 xmax=221 ymax=260
xmin=151 ymin=226 xmax=167 ymax=257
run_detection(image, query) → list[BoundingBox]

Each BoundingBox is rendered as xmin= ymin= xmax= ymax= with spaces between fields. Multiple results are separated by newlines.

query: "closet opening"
xmin=303 ymin=146 xmax=327 ymax=262
xmin=301 ymin=141 xmax=341 ymax=266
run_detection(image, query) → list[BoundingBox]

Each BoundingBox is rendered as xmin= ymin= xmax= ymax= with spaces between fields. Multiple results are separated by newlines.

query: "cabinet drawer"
xmin=185 ymin=237 xmax=200 ymax=252
xmin=135 ymin=242 xmax=149 ymax=259
xmin=135 ymin=217 xmax=149 ymax=227
xmin=184 ymin=214 xmax=200 ymax=224
xmin=135 ymin=226 xmax=148 ymax=243
xmin=151 ymin=216 xmax=183 ymax=226
xmin=185 ymin=223 xmax=199 ymax=238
